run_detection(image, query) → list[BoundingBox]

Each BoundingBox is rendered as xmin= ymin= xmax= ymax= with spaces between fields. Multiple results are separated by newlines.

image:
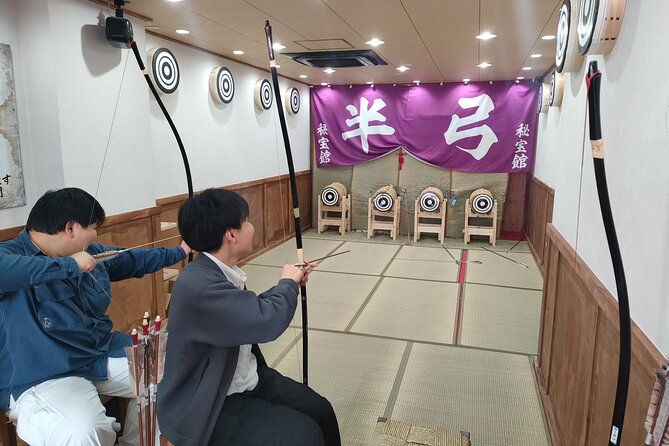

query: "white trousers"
xmin=6 ymin=357 xmax=153 ymax=446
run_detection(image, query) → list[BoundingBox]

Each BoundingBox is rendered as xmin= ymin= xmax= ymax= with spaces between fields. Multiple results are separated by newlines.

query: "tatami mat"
xmin=395 ymin=245 xmax=462 ymax=262
xmin=316 ymin=242 xmax=400 ymax=276
xmin=465 ymin=250 xmax=543 ymax=290
xmin=459 ymin=284 xmax=542 ymax=354
xmin=275 ymin=331 xmax=409 ymax=446
xmin=384 ymin=258 xmax=459 ymax=282
xmin=351 ymin=277 xmax=459 ymax=344
xmin=248 ymin=238 xmax=344 ymax=267
xmin=242 ymin=264 xmax=284 ymax=295
xmin=259 ymin=329 xmax=301 ymax=367
xmin=391 ymin=344 xmax=550 ymax=446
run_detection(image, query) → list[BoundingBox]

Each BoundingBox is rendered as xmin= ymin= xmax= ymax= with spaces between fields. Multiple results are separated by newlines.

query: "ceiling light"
xmin=365 ymin=38 xmax=384 ymax=46
xmin=516 ymin=76 xmax=525 ymax=80
xmin=273 ymin=43 xmax=286 ymax=51
xmin=233 ymin=50 xmax=244 ymax=55
xmin=366 ymin=81 xmax=374 ymax=84
xmin=175 ymin=29 xmax=189 ymax=35
xmin=463 ymin=78 xmax=471 ymax=83
xmin=530 ymin=53 xmax=542 ymax=58
xmin=477 ymin=62 xmax=492 ymax=68
xmin=396 ymin=65 xmax=410 ymax=72
xmin=476 ymin=32 xmax=497 ymax=40
xmin=320 ymin=83 xmax=328 ymax=86
xmin=413 ymin=80 xmax=420 ymax=85
xmin=542 ymin=35 xmax=556 ymax=40
xmin=522 ymin=66 xmax=532 ymax=70
xmin=299 ymin=74 xmax=308 ymax=79
xmin=323 ymin=68 xmax=336 ymax=74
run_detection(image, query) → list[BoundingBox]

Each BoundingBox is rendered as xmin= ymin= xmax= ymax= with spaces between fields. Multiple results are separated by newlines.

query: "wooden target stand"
xmin=463 ymin=189 xmax=498 ymax=246
xmin=317 ymin=194 xmax=351 ymax=235
xmin=414 ymin=188 xmax=446 ymax=242
xmin=368 ymin=186 xmax=400 ymax=240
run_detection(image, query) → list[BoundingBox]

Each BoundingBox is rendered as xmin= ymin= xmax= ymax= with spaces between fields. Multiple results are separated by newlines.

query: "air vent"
xmin=283 ymin=49 xmax=387 ymax=68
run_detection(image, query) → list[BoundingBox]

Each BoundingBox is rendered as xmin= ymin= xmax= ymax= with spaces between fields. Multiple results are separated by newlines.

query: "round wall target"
xmin=148 ymin=47 xmax=180 ymax=94
xmin=373 ymin=192 xmax=394 ymax=212
xmin=555 ymin=0 xmax=583 ymax=73
xmin=285 ymin=87 xmax=300 ymax=114
xmin=549 ymin=71 xmax=565 ymax=108
xmin=209 ymin=67 xmax=235 ymax=104
xmin=537 ymin=82 xmax=550 ymax=113
xmin=577 ymin=0 xmax=627 ymax=55
xmin=471 ymin=189 xmax=494 ymax=214
xmin=254 ymin=79 xmax=273 ymax=110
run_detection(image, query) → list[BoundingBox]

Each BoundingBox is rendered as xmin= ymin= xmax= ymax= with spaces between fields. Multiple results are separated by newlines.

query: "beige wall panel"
xmin=351 ymin=154 xmax=399 ymax=230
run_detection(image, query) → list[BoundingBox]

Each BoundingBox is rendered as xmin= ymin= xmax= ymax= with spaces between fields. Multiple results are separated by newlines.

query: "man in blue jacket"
xmin=158 ymin=188 xmax=340 ymax=446
xmin=0 ymin=187 xmax=191 ymax=445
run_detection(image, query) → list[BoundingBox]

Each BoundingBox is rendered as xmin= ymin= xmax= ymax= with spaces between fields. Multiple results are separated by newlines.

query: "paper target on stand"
xmin=577 ymin=0 xmax=627 ymax=56
xmin=549 ymin=71 xmax=565 ymax=108
xmin=209 ymin=67 xmax=235 ymax=104
xmin=148 ymin=47 xmax=180 ymax=94
xmin=285 ymin=87 xmax=300 ymax=114
xmin=254 ymin=79 xmax=273 ymax=110
xmin=555 ymin=0 xmax=584 ymax=73
xmin=471 ymin=189 xmax=494 ymax=214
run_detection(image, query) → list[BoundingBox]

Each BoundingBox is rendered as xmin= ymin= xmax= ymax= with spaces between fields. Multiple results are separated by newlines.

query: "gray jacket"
xmin=157 ymin=254 xmax=299 ymax=446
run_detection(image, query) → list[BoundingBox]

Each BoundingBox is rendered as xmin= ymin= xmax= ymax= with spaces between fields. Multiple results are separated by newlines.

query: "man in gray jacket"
xmin=158 ymin=188 xmax=340 ymax=446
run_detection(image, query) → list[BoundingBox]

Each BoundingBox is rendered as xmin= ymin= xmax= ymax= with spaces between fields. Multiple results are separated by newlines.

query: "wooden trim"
xmin=524 ymin=176 xmax=555 ymax=276
xmin=0 ymin=226 xmax=22 ymax=241
xmin=101 ymin=206 xmax=161 ymax=227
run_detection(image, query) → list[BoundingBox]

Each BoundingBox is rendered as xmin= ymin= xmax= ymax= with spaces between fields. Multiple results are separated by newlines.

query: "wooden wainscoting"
xmin=525 ymin=176 xmax=554 ymax=275
xmin=536 ymin=223 xmax=666 ymax=446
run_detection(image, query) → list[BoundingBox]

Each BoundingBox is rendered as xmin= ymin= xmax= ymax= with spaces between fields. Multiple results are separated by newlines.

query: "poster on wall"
xmin=311 ymin=81 xmax=539 ymax=173
xmin=0 ymin=44 xmax=26 ymax=209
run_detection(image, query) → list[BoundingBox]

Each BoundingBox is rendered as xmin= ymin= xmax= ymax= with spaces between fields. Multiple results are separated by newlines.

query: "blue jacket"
xmin=0 ymin=229 xmax=186 ymax=411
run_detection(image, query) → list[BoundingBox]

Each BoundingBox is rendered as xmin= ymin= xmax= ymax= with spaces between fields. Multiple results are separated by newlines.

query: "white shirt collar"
xmin=202 ymin=252 xmax=247 ymax=290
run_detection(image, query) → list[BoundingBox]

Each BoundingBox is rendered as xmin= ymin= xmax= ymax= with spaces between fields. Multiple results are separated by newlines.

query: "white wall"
xmin=0 ymin=0 xmax=311 ymax=225
xmin=533 ymin=0 xmax=669 ymax=356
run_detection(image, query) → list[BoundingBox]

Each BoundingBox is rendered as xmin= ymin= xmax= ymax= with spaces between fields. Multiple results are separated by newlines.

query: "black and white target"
xmin=472 ymin=193 xmax=494 ymax=214
xmin=148 ymin=47 xmax=180 ymax=94
xmin=577 ymin=0 xmax=627 ymax=55
xmin=549 ymin=71 xmax=564 ymax=108
xmin=537 ymin=82 xmax=550 ymax=114
xmin=254 ymin=79 xmax=273 ymax=110
xmin=420 ymin=192 xmax=441 ymax=212
xmin=555 ymin=0 xmax=583 ymax=73
xmin=285 ymin=87 xmax=300 ymax=114
xmin=321 ymin=186 xmax=341 ymax=206
xmin=209 ymin=67 xmax=235 ymax=104
xmin=373 ymin=193 xmax=394 ymax=212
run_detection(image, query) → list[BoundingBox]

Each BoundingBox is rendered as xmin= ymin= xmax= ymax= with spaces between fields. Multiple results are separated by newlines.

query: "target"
xmin=537 ymin=82 xmax=550 ymax=114
xmin=577 ymin=0 xmax=627 ymax=55
xmin=209 ymin=67 xmax=234 ymax=104
xmin=321 ymin=187 xmax=340 ymax=206
xmin=472 ymin=192 xmax=493 ymax=214
xmin=254 ymin=79 xmax=273 ymax=110
xmin=373 ymin=193 xmax=394 ymax=212
xmin=419 ymin=192 xmax=441 ymax=213
xmin=148 ymin=47 xmax=180 ymax=94
xmin=285 ymin=87 xmax=300 ymax=114
xmin=549 ymin=71 xmax=564 ymax=107
xmin=555 ymin=0 xmax=583 ymax=73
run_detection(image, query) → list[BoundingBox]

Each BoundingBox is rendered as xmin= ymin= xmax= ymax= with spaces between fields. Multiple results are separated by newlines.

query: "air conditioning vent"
xmin=283 ymin=49 xmax=387 ymax=68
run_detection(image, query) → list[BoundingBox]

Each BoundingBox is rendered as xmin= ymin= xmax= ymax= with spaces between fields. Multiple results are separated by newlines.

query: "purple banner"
xmin=311 ymin=81 xmax=539 ymax=173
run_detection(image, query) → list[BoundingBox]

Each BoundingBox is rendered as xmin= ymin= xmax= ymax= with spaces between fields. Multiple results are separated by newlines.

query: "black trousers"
xmin=208 ymin=365 xmax=341 ymax=446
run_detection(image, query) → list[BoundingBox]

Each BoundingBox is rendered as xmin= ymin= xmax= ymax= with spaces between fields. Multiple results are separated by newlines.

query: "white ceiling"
xmin=100 ymin=0 xmax=562 ymax=85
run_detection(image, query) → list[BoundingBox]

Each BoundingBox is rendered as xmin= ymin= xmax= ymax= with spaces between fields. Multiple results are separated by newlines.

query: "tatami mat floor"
xmin=248 ymin=229 xmax=550 ymax=446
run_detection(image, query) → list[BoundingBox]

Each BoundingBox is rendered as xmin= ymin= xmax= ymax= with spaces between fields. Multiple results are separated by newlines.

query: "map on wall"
xmin=0 ymin=43 xmax=26 ymax=209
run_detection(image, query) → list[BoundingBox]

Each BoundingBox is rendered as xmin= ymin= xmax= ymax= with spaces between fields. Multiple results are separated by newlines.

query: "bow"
xmin=263 ymin=20 xmax=309 ymax=385
xmin=586 ymin=61 xmax=631 ymax=446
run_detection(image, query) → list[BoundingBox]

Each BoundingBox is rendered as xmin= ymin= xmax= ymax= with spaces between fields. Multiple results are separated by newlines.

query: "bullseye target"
xmin=254 ymin=79 xmax=273 ymax=110
xmin=321 ymin=187 xmax=340 ymax=206
xmin=373 ymin=193 xmax=394 ymax=212
xmin=285 ymin=87 xmax=300 ymax=114
xmin=549 ymin=71 xmax=564 ymax=108
xmin=420 ymin=192 xmax=441 ymax=213
xmin=148 ymin=47 xmax=180 ymax=94
xmin=555 ymin=0 xmax=583 ymax=73
xmin=578 ymin=0 xmax=627 ymax=55
xmin=537 ymin=82 xmax=550 ymax=113
xmin=472 ymin=192 xmax=493 ymax=214
xmin=209 ymin=67 xmax=235 ymax=104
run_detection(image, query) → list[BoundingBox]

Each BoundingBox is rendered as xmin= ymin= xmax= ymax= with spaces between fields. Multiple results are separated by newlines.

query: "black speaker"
xmin=105 ymin=16 xmax=133 ymax=48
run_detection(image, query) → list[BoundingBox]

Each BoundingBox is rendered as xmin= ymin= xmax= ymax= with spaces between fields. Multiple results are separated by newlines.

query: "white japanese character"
xmin=316 ymin=123 xmax=329 ymax=136
xmin=512 ymin=153 xmax=528 ymax=169
xmin=444 ymin=94 xmax=498 ymax=160
xmin=515 ymin=123 xmax=530 ymax=138
xmin=318 ymin=137 xmax=330 ymax=151
xmin=515 ymin=139 xmax=528 ymax=153
xmin=319 ymin=149 xmax=331 ymax=164
xmin=341 ymin=97 xmax=395 ymax=154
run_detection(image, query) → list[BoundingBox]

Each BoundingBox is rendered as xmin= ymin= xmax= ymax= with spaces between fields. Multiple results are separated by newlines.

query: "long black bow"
xmin=263 ymin=20 xmax=309 ymax=386
xmin=586 ymin=61 xmax=631 ymax=446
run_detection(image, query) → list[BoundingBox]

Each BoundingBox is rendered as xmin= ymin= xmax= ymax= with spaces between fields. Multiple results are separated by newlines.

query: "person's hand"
xmin=280 ymin=264 xmax=305 ymax=285
xmin=71 ymin=251 xmax=97 ymax=273
xmin=298 ymin=261 xmax=317 ymax=286
xmin=180 ymin=240 xmax=193 ymax=255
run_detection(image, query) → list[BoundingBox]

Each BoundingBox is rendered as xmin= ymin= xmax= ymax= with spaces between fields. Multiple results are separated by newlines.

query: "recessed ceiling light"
xmin=476 ymin=32 xmax=497 ymax=40
xmin=175 ymin=29 xmax=189 ymax=35
xmin=273 ymin=43 xmax=286 ymax=51
xmin=530 ymin=53 xmax=542 ymax=58
xmin=542 ymin=35 xmax=556 ymax=40
xmin=320 ymin=82 xmax=328 ymax=86
xmin=365 ymin=38 xmax=384 ymax=46
xmin=233 ymin=50 xmax=244 ymax=55
xmin=396 ymin=65 xmax=410 ymax=72
xmin=366 ymin=81 xmax=374 ymax=84
xmin=477 ymin=62 xmax=492 ymax=68
xmin=299 ymin=74 xmax=308 ymax=79
xmin=463 ymin=78 xmax=471 ymax=83
xmin=323 ymin=68 xmax=336 ymax=74
xmin=522 ymin=66 xmax=532 ymax=70
xmin=516 ymin=76 xmax=525 ymax=80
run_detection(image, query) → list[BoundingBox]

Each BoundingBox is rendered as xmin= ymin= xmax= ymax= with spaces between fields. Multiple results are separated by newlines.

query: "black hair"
xmin=26 ymin=188 xmax=106 ymax=234
xmin=178 ymin=188 xmax=249 ymax=253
